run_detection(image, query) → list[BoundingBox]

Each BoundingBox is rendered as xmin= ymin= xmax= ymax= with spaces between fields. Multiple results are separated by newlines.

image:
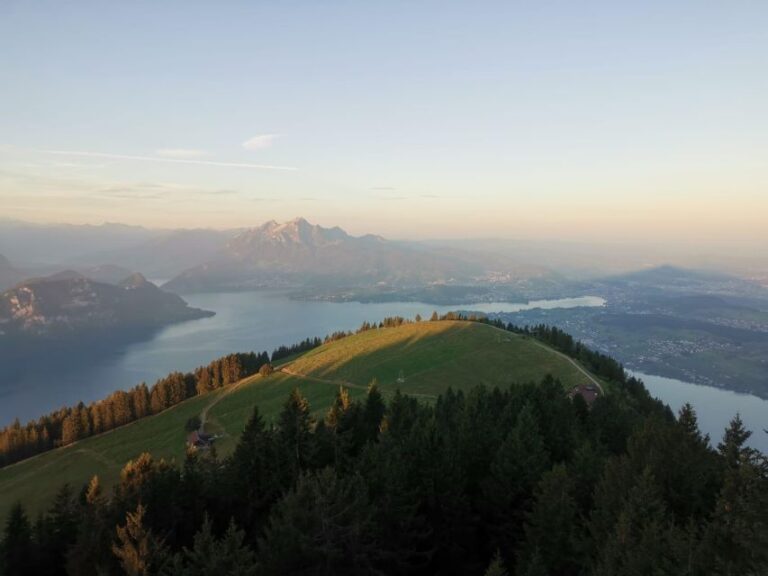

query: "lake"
xmin=2 ymin=291 xmax=766 ymax=454
xmin=636 ymin=371 xmax=767 ymax=453
xmin=0 ymin=292 xmax=604 ymax=426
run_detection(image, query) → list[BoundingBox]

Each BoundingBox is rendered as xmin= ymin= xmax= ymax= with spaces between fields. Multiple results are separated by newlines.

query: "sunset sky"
xmin=1 ymin=1 xmax=766 ymax=243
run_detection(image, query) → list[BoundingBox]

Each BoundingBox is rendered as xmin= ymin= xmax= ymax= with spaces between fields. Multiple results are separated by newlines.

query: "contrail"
xmin=45 ymin=149 xmax=297 ymax=171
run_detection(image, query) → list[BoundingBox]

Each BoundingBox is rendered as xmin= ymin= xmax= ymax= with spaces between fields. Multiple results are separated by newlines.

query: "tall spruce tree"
xmin=112 ymin=504 xmax=168 ymax=576
xmin=1 ymin=503 xmax=34 ymax=576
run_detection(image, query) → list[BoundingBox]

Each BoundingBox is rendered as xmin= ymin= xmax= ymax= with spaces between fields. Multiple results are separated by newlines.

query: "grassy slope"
xmin=0 ymin=321 xmax=593 ymax=520
xmin=207 ymin=321 xmax=594 ymax=453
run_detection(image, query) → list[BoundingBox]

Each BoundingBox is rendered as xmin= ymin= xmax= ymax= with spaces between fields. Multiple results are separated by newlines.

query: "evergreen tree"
xmin=592 ymin=468 xmax=683 ymax=576
xmin=276 ymin=388 xmax=314 ymax=476
xmin=362 ymin=380 xmax=386 ymax=443
xmin=226 ymin=407 xmax=286 ymax=537
xmin=1 ymin=503 xmax=33 ymax=576
xmin=42 ymin=484 xmax=79 ymax=571
xmin=718 ymin=414 xmax=753 ymax=469
xmin=484 ymin=550 xmax=508 ymax=576
xmin=258 ymin=468 xmax=378 ymax=575
xmin=517 ymin=464 xmax=579 ymax=576
xmin=678 ymin=403 xmax=708 ymax=445
xmin=176 ymin=517 xmax=257 ymax=576
xmin=112 ymin=504 xmax=168 ymax=576
xmin=702 ymin=426 xmax=768 ymax=575
xmin=481 ymin=403 xmax=549 ymax=555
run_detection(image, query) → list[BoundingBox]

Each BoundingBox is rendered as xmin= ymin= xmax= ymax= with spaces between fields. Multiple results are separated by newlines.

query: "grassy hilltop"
xmin=0 ymin=320 xmax=597 ymax=520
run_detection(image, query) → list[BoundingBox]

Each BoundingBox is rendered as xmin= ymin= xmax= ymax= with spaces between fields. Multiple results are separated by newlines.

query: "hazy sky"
xmin=1 ymin=1 xmax=766 ymax=243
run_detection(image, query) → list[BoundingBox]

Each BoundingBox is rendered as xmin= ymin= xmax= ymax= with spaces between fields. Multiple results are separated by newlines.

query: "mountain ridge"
xmin=163 ymin=217 xmax=542 ymax=294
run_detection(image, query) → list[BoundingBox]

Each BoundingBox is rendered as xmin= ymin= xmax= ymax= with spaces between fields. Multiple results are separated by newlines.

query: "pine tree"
xmin=484 ymin=550 xmax=508 ymax=576
xmin=362 ymin=380 xmax=386 ymax=443
xmin=258 ymin=468 xmax=378 ymax=575
xmin=112 ymin=504 xmax=168 ymax=576
xmin=276 ymin=388 xmax=314 ymax=476
xmin=517 ymin=464 xmax=579 ymax=575
xmin=678 ymin=403 xmax=707 ymax=444
xmin=227 ymin=407 xmax=286 ymax=536
xmin=702 ymin=426 xmax=768 ymax=575
xmin=718 ymin=414 xmax=753 ymax=469
xmin=481 ymin=403 xmax=549 ymax=557
xmin=177 ymin=517 xmax=257 ymax=576
xmin=592 ymin=468 xmax=682 ymax=576
xmin=1 ymin=502 xmax=33 ymax=576
xmin=45 ymin=484 xmax=79 ymax=569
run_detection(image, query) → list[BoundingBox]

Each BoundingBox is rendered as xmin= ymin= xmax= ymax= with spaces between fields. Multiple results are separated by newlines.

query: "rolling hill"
xmin=0 ymin=320 xmax=599 ymax=521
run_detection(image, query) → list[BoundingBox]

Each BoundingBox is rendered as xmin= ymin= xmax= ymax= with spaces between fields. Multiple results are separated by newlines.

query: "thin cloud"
xmin=93 ymin=182 xmax=245 ymax=200
xmin=155 ymin=148 xmax=208 ymax=159
xmin=45 ymin=149 xmax=296 ymax=171
xmin=242 ymin=134 xmax=278 ymax=151
xmin=370 ymin=186 xmax=396 ymax=191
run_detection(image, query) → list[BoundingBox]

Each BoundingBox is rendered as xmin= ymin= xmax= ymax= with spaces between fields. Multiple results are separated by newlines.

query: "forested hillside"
xmin=0 ymin=318 xmax=765 ymax=575
xmin=1 ymin=376 xmax=765 ymax=575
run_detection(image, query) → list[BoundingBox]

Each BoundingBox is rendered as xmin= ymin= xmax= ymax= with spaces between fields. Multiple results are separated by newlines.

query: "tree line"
xmin=0 ymin=313 xmax=625 ymax=470
xmin=1 ymin=373 xmax=765 ymax=576
xmin=0 ymin=352 xmax=270 ymax=468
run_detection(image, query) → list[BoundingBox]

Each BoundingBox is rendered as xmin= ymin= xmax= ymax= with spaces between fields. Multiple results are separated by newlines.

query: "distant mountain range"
xmin=0 ymin=272 xmax=213 ymax=341
xmin=163 ymin=218 xmax=549 ymax=293
xmin=0 ymin=220 xmax=233 ymax=278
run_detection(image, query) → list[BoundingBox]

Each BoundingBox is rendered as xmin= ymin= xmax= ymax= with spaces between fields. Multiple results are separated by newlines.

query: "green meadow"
xmin=0 ymin=320 xmax=595 ymax=520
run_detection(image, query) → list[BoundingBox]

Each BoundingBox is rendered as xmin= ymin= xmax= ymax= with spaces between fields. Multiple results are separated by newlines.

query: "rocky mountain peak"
xmin=119 ymin=272 xmax=151 ymax=289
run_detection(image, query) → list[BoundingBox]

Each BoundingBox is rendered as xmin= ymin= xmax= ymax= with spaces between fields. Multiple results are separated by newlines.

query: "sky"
xmin=1 ymin=0 xmax=767 ymax=244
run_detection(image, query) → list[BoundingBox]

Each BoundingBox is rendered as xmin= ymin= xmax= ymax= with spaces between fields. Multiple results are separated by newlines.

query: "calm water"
xmin=3 ymin=292 xmax=766 ymax=453
xmin=0 ymin=292 xmax=604 ymax=426
xmin=637 ymin=372 xmax=768 ymax=453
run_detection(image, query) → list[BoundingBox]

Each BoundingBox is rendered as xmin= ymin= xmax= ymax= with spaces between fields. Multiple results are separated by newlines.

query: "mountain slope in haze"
xmin=0 ymin=272 xmax=213 ymax=340
xmin=0 ymin=254 xmax=25 ymax=292
xmin=0 ymin=220 xmax=162 ymax=266
xmin=76 ymin=264 xmax=136 ymax=285
xmin=88 ymin=228 xmax=235 ymax=278
xmin=164 ymin=218 xmax=548 ymax=294
xmin=0 ymin=319 xmax=598 ymax=519
xmin=598 ymin=265 xmax=768 ymax=298
xmin=0 ymin=220 xmax=234 ymax=280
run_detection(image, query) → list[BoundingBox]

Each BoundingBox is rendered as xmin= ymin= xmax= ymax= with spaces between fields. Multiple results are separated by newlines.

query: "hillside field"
xmin=0 ymin=320 xmax=597 ymax=520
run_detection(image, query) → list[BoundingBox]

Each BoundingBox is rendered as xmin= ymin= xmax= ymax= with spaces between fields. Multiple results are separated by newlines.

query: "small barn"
xmin=568 ymin=384 xmax=600 ymax=407
xmin=186 ymin=430 xmax=214 ymax=449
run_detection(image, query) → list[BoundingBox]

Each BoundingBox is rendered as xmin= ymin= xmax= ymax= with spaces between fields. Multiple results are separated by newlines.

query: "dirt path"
xmin=279 ymin=365 xmax=438 ymax=400
xmin=198 ymin=376 xmax=252 ymax=434
xmin=485 ymin=324 xmax=605 ymax=394
xmin=527 ymin=339 xmax=604 ymax=394
xmin=279 ymin=366 xmax=369 ymax=392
